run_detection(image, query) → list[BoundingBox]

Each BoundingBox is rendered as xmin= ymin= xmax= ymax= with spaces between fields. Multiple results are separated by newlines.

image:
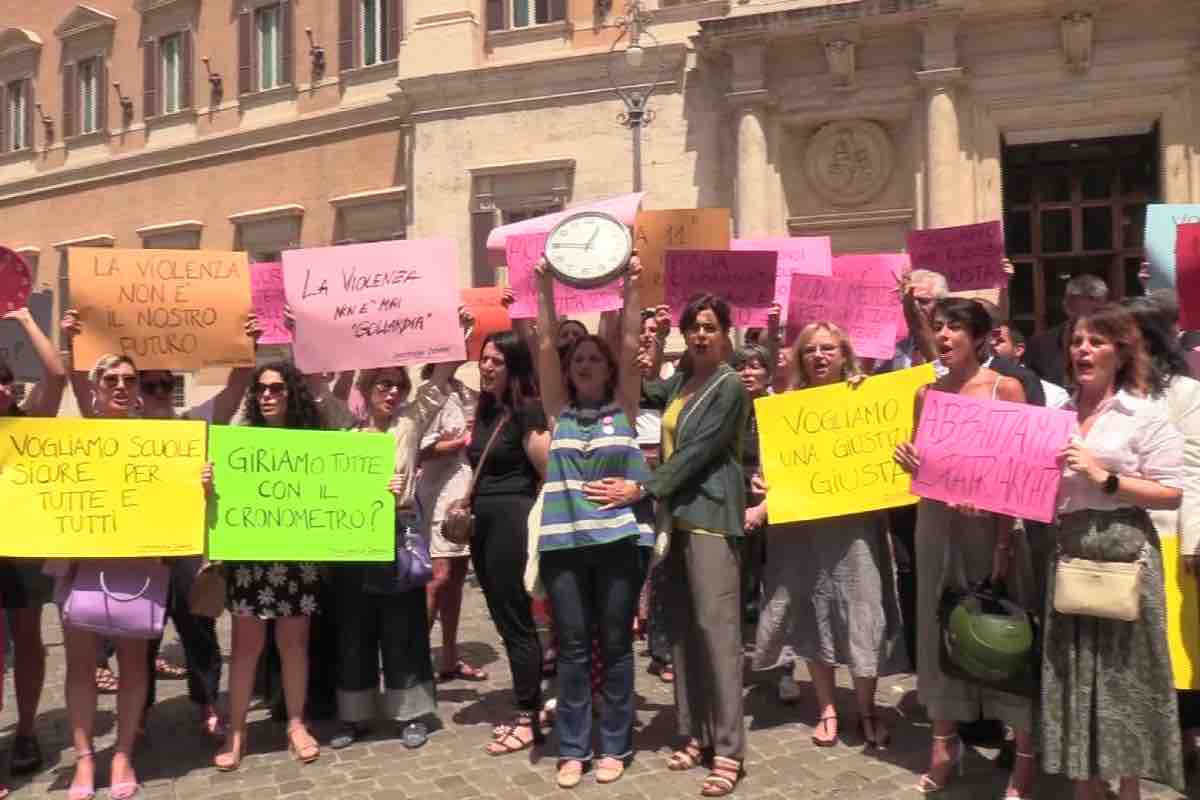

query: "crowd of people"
xmin=0 ymin=253 xmax=1198 ymax=800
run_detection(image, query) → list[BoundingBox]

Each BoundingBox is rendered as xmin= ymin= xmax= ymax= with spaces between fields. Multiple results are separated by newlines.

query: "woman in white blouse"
xmin=1042 ymin=304 xmax=1185 ymax=800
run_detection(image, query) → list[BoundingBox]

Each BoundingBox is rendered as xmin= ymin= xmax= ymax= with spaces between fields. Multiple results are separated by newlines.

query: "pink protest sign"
xmin=911 ymin=389 xmax=1075 ymax=523
xmin=786 ymin=254 xmax=910 ymax=360
xmin=282 ymin=239 xmax=466 ymax=373
xmin=907 ymin=221 xmax=1007 ymax=291
xmin=665 ymin=250 xmax=777 ymax=327
xmin=249 ymin=261 xmax=291 ymax=345
xmin=732 ymin=237 xmax=831 ymax=322
xmin=1177 ymin=223 xmax=1200 ymax=331
xmin=486 ymin=193 xmax=645 ymax=259
xmin=505 ymin=232 xmax=624 ymax=320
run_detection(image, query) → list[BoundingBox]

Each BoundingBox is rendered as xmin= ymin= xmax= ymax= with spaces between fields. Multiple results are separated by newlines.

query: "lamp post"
xmin=606 ymin=0 xmax=664 ymax=193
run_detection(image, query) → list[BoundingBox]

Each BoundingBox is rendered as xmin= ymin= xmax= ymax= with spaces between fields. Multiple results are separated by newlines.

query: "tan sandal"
xmin=556 ymin=759 xmax=586 ymax=788
xmin=595 ymin=757 xmax=625 ymax=784
xmin=286 ymin=723 xmax=320 ymax=764
xmin=700 ymin=756 xmax=743 ymax=797
xmin=668 ymin=740 xmax=704 ymax=771
xmin=486 ymin=713 xmax=544 ymax=756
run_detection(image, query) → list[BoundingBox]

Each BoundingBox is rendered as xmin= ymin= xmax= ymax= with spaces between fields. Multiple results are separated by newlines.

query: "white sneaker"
xmin=778 ymin=671 xmax=801 ymax=704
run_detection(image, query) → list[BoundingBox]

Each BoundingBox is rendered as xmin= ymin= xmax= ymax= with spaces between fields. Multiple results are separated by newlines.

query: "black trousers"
xmin=145 ymin=559 xmax=221 ymax=710
xmin=471 ymin=494 xmax=543 ymax=713
xmin=333 ymin=573 xmax=436 ymax=724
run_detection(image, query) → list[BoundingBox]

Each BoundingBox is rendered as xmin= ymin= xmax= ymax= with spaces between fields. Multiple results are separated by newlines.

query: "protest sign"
xmin=1176 ymin=223 xmax=1200 ymax=331
xmin=282 ymin=239 xmax=467 ymax=373
xmin=462 ymin=287 xmax=512 ymax=360
xmin=68 ymin=248 xmax=255 ymax=371
xmin=633 ymin=209 xmax=731 ymax=307
xmin=665 ymin=250 xmax=777 ymax=327
xmin=906 ymin=221 xmax=1006 ymax=291
xmin=207 ymin=425 xmax=395 ymax=561
xmin=755 ymin=365 xmax=935 ymax=523
xmin=505 ymin=232 xmax=624 ymax=320
xmin=1162 ymin=533 xmax=1200 ymax=689
xmin=486 ymin=193 xmax=645 ymax=258
xmin=0 ymin=290 xmax=54 ymax=382
xmin=1145 ymin=204 xmax=1200 ymax=290
xmin=911 ymin=389 xmax=1075 ymax=523
xmin=0 ymin=247 xmax=32 ymax=313
xmin=0 ymin=417 xmax=206 ymax=557
xmin=250 ymin=261 xmax=291 ymax=345
xmin=732 ymin=237 xmax=832 ymax=322
xmin=787 ymin=253 xmax=909 ymax=360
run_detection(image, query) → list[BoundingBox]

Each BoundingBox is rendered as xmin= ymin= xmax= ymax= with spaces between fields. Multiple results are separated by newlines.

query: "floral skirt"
xmin=225 ymin=562 xmax=322 ymax=619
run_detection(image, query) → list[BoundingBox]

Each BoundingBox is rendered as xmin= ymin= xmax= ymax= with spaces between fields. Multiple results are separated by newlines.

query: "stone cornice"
xmin=697 ymin=0 xmax=937 ymax=49
xmin=329 ymin=186 xmax=407 ymax=209
xmin=54 ymin=5 xmax=119 ymax=40
xmin=135 ymin=219 xmax=204 ymax=238
xmin=915 ymin=65 xmax=966 ymax=90
xmin=228 ymin=204 xmax=305 ymax=226
xmin=0 ymin=28 xmax=44 ymax=59
xmin=53 ymin=234 xmax=115 ymax=250
xmin=395 ymin=42 xmax=688 ymax=120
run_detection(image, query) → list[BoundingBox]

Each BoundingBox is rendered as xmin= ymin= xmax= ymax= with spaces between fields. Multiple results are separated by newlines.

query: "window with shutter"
xmin=7 ymin=82 xmax=28 ymax=151
xmin=79 ymin=59 xmax=97 ymax=134
xmin=338 ymin=0 xmax=357 ymax=73
xmin=257 ymin=5 xmax=282 ymax=90
xmin=161 ymin=33 xmax=182 ymax=114
xmin=485 ymin=0 xmax=504 ymax=32
xmin=143 ymin=38 xmax=158 ymax=118
xmin=488 ymin=0 xmax=564 ymax=30
xmin=180 ymin=31 xmax=193 ymax=109
xmin=362 ymin=0 xmax=388 ymax=66
xmin=62 ymin=63 xmax=76 ymax=138
xmin=0 ymin=84 xmax=6 ymax=154
xmin=238 ymin=10 xmax=253 ymax=94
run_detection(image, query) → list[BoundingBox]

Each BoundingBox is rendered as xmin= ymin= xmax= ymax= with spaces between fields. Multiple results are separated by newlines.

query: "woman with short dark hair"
xmin=643 ymin=293 xmax=750 ymax=797
xmin=894 ymin=298 xmax=1037 ymax=798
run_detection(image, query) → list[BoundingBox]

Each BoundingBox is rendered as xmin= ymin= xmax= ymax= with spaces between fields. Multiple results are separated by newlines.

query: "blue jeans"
xmin=541 ymin=538 xmax=640 ymax=762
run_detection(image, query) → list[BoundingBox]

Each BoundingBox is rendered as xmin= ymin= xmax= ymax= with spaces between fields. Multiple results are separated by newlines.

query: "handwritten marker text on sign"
xmin=0 ymin=418 xmax=206 ymax=557
xmin=665 ymin=250 xmax=778 ymax=328
xmin=633 ymin=208 xmax=731 ymax=307
xmin=906 ymin=221 xmax=1007 ymax=291
xmin=911 ymin=389 xmax=1075 ymax=523
xmin=754 ymin=365 xmax=935 ymax=524
xmin=283 ymin=239 xmax=467 ymax=373
xmin=68 ymin=248 xmax=255 ymax=371
xmin=249 ymin=261 xmax=291 ymax=345
xmin=206 ymin=426 xmax=396 ymax=562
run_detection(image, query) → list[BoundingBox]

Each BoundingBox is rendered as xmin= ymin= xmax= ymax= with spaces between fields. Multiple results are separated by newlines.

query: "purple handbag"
xmin=60 ymin=561 xmax=169 ymax=640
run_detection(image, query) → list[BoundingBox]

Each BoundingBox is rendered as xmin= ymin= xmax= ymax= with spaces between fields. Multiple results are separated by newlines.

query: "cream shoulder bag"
xmin=1052 ymin=547 xmax=1145 ymax=622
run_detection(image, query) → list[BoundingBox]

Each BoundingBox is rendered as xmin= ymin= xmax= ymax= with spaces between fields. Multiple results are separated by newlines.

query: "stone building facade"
xmin=0 ymin=0 xmax=1197 ymax=405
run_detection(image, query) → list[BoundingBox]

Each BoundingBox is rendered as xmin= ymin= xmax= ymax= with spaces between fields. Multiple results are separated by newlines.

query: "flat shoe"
xmin=557 ymin=760 xmax=585 ymax=789
xmin=595 ymin=758 xmax=625 ymax=784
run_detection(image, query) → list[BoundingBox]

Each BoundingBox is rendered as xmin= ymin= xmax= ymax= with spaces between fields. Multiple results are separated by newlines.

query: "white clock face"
xmin=544 ymin=212 xmax=632 ymax=287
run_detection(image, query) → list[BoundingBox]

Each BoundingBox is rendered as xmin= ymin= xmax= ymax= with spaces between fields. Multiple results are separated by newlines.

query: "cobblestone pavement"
xmin=2 ymin=580 xmax=1194 ymax=800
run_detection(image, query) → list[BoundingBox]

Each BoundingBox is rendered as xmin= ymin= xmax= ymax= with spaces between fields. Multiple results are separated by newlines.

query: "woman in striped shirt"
xmin=533 ymin=257 xmax=649 ymax=789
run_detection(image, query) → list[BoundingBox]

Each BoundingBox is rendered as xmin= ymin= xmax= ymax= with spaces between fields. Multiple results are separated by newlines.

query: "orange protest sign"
xmin=461 ymin=287 xmax=512 ymax=360
xmin=68 ymin=248 xmax=255 ymax=371
xmin=633 ymin=209 xmax=731 ymax=306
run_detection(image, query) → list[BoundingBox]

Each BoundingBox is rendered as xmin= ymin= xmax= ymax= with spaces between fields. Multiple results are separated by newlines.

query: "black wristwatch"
xmin=1102 ymin=472 xmax=1120 ymax=495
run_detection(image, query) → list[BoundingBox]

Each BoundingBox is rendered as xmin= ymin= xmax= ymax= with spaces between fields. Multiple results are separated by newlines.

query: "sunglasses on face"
xmin=100 ymin=374 xmax=139 ymax=388
xmin=141 ymin=379 xmax=175 ymax=395
xmin=374 ymin=379 xmax=405 ymax=393
xmin=254 ymin=382 xmax=288 ymax=396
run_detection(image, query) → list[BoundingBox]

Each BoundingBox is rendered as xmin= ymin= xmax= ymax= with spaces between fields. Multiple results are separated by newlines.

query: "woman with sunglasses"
xmin=0 ymin=305 xmax=67 ymax=785
xmin=329 ymin=365 xmax=438 ymax=751
xmin=203 ymin=362 xmax=326 ymax=771
xmin=60 ymin=309 xmax=259 ymax=739
xmin=53 ymin=355 xmax=158 ymax=800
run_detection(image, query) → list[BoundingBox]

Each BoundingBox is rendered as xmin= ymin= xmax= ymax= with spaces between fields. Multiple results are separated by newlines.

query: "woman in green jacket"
xmin=591 ymin=293 xmax=748 ymax=796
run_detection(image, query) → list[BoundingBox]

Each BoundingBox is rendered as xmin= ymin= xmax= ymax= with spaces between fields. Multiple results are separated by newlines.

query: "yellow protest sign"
xmin=1161 ymin=533 xmax=1200 ymax=689
xmin=755 ymin=364 xmax=935 ymax=524
xmin=0 ymin=418 xmax=206 ymax=557
xmin=68 ymin=247 xmax=255 ymax=371
xmin=633 ymin=209 xmax=731 ymax=306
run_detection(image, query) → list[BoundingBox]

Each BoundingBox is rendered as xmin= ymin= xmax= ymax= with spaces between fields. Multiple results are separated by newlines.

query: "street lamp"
xmin=606 ymin=0 xmax=665 ymax=193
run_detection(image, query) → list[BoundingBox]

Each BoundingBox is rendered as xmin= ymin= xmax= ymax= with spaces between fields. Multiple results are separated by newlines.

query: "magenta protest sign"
xmin=665 ymin=250 xmax=777 ymax=327
xmin=249 ymin=262 xmax=291 ymax=345
xmin=911 ymin=389 xmax=1075 ymax=523
xmin=906 ymin=221 xmax=1006 ymax=291
xmin=505 ymin=232 xmax=624 ymax=320
xmin=1177 ymin=223 xmax=1200 ymax=331
xmin=786 ymin=254 xmax=909 ymax=360
xmin=732 ymin=237 xmax=831 ymax=321
xmin=282 ymin=239 xmax=466 ymax=373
